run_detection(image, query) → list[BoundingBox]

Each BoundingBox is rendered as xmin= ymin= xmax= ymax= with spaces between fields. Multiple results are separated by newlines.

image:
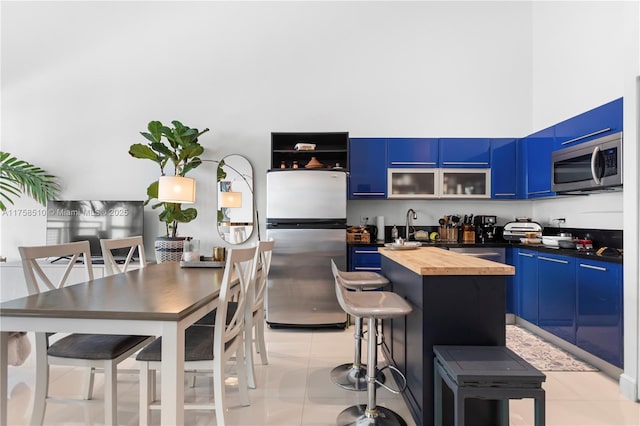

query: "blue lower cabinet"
xmin=348 ymin=246 xmax=382 ymax=272
xmin=516 ymin=249 xmax=538 ymax=324
xmin=576 ymin=260 xmax=623 ymax=368
xmin=538 ymin=254 xmax=576 ymax=344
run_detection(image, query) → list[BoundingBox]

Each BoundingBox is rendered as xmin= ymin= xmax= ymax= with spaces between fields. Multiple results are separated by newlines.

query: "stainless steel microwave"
xmin=551 ymin=132 xmax=622 ymax=193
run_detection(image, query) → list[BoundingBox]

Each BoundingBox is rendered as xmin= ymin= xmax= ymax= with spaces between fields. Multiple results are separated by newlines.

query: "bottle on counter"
xmin=391 ymin=225 xmax=398 ymax=240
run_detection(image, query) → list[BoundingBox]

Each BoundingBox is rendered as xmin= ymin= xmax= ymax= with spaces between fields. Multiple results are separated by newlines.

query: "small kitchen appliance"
xmin=473 ymin=215 xmax=497 ymax=243
xmin=503 ymin=219 xmax=543 ymax=241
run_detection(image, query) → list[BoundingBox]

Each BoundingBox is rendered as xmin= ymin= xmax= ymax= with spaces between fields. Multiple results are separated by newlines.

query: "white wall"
xmin=0 ymin=0 xmax=532 ymax=261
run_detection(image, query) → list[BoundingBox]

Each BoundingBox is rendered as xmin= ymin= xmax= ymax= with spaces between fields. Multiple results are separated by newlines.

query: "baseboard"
xmin=619 ymin=373 xmax=639 ymax=401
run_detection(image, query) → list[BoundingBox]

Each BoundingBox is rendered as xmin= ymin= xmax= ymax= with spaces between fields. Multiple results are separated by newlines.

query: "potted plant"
xmin=129 ymin=120 xmax=209 ymax=262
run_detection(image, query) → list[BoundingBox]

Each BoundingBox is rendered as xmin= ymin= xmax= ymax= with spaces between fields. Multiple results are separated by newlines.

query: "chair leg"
xmin=31 ymin=333 xmax=49 ymax=426
xmin=245 ymin=319 xmax=257 ymax=389
xmin=256 ymin=311 xmax=268 ymax=365
xmin=82 ymin=367 xmax=95 ymax=400
xmin=103 ymin=361 xmax=117 ymax=425
xmin=236 ymin=334 xmax=251 ymax=407
xmin=213 ymin=353 xmax=227 ymax=426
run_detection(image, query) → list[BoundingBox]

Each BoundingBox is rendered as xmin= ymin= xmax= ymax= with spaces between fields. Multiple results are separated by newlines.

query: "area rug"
xmin=506 ymin=325 xmax=598 ymax=372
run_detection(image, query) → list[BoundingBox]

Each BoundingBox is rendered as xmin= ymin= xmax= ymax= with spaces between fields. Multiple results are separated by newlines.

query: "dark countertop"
xmin=348 ymin=240 xmax=623 ymax=264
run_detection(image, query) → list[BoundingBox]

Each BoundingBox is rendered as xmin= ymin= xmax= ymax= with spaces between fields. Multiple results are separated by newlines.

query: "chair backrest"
xmin=215 ymin=246 xmax=257 ymax=355
xmin=330 ymin=258 xmax=340 ymax=280
xmin=19 ymin=241 xmax=94 ymax=295
xmin=251 ymin=239 xmax=274 ymax=313
xmin=99 ymin=236 xmax=147 ymax=276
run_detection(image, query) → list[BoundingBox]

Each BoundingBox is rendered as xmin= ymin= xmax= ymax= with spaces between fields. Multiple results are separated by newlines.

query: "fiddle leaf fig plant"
xmin=129 ymin=120 xmax=209 ymax=238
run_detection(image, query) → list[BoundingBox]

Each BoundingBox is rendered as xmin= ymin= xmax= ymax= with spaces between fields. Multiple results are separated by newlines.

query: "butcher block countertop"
xmin=380 ymin=246 xmax=515 ymax=276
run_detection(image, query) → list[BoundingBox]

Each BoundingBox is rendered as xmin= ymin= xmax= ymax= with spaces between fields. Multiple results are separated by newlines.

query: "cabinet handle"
xmin=560 ymin=128 xmax=612 ymax=146
xmin=354 ymin=267 xmax=382 ymax=271
xmin=579 ymin=263 xmax=608 ymax=272
xmin=539 ymin=256 xmax=569 ymax=264
xmin=494 ymin=193 xmax=516 ymax=196
xmin=389 ymin=161 xmax=436 ymax=165
xmin=528 ymin=190 xmax=552 ymax=195
xmin=352 ymin=192 xmax=386 ymax=196
xmin=518 ymin=252 xmax=535 ymax=258
xmin=354 ymin=250 xmax=379 ymax=254
xmin=442 ymin=161 xmax=489 ymax=166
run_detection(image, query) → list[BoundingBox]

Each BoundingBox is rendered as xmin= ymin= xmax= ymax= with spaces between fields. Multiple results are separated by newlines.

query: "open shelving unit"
xmin=270 ymin=132 xmax=349 ymax=170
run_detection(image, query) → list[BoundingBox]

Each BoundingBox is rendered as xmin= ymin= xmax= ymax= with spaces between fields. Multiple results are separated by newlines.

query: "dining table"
xmin=0 ymin=261 xmax=227 ymax=426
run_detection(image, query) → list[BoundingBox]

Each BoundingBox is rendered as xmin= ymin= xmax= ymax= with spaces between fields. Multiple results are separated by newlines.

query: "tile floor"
xmin=5 ymin=326 xmax=640 ymax=425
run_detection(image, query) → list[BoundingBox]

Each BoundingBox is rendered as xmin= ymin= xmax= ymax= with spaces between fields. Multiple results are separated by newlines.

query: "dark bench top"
xmin=434 ymin=345 xmax=546 ymax=386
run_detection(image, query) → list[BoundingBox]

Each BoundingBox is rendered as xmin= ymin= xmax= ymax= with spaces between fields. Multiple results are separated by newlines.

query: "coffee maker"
xmin=474 ymin=215 xmax=497 ymax=243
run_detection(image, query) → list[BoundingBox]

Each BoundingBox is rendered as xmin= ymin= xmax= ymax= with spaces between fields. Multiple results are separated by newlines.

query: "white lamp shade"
xmin=157 ymin=176 xmax=196 ymax=203
xmin=220 ymin=191 xmax=242 ymax=208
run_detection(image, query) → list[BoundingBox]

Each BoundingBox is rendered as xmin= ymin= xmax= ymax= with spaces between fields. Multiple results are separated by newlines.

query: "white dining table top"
xmin=0 ymin=262 xmax=227 ymax=322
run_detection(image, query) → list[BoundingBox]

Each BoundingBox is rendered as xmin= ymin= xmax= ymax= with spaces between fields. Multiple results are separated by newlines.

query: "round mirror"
xmin=217 ymin=154 xmax=254 ymax=244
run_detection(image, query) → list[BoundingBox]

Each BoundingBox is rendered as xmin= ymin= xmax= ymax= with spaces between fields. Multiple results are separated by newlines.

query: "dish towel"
xmin=8 ymin=332 xmax=31 ymax=366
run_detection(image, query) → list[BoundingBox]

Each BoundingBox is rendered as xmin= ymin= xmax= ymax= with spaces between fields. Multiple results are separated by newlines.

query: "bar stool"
xmin=330 ymin=259 xmax=389 ymax=391
xmin=334 ymin=276 xmax=412 ymax=426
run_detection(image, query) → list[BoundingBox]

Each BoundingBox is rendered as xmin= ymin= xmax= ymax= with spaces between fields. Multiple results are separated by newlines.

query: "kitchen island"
xmin=379 ymin=246 xmax=515 ymax=426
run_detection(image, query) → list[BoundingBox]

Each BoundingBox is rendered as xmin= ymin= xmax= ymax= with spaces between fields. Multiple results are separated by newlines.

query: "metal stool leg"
xmin=331 ymin=315 xmax=385 ymax=391
xmin=336 ymin=317 xmax=407 ymax=426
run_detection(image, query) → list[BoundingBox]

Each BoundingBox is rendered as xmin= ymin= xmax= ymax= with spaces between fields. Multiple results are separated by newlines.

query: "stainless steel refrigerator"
xmin=265 ymin=169 xmax=348 ymax=327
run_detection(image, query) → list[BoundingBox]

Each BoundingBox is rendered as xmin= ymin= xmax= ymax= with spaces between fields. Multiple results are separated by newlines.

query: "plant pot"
xmin=154 ymin=237 xmax=187 ymax=263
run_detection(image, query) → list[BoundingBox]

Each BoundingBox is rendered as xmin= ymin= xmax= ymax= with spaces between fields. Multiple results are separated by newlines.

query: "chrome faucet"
xmin=406 ymin=209 xmax=417 ymax=239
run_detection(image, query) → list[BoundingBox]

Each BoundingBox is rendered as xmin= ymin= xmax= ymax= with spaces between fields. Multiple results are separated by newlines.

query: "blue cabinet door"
xmin=554 ymin=98 xmax=623 ymax=149
xmin=348 ymin=138 xmax=387 ymax=199
xmin=387 ymin=138 xmax=438 ymax=168
xmin=516 ymin=249 xmax=538 ymax=324
xmin=520 ymin=126 xmax=556 ymax=199
xmin=576 ymin=260 xmax=623 ymax=368
xmin=439 ymin=138 xmax=491 ymax=168
xmin=490 ymin=138 xmax=517 ymax=199
xmin=538 ymin=253 xmax=576 ymax=344
xmin=348 ymin=246 xmax=382 ymax=272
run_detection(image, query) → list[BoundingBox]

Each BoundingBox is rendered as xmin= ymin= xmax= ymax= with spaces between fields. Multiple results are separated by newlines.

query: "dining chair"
xmin=193 ymin=240 xmax=274 ymax=389
xmin=99 ymin=235 xmax=147 ymax=276
xmin=18 ymin=241 xmax=154 ymax=426
xmin=136 ymin=246 xmax=257 ymax=426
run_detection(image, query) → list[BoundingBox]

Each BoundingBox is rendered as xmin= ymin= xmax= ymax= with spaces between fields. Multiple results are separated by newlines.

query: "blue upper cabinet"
xmin=439 ymin=138 xmax=491 ymax=168
xmin=348 ymin=138 xmax=387 ymax=199
xmin=490 ymin=138 xmax=517 ymax=199
xmin=387 ymin=138 xmax=438 ymax=168
xmin=554 ymin=98 xmax=623 ymax=149
xmin=520 ymin=126 xmax=556 ymax=199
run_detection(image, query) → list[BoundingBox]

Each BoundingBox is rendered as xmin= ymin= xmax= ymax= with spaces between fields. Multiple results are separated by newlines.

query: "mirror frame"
xmin=216 ymin=154 xmax=255 ymax=244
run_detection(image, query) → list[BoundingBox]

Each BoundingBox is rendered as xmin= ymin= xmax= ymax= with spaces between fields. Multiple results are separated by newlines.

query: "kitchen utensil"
xmin=558 ymin=239 xmax=577 ymax=249
xmin=542 ymin=235 xmax=572 ymax=247
xmin=384 ymin=241 xmax=421 ymax=250
xmin=439 ymin=218 xmax=445 ymax=226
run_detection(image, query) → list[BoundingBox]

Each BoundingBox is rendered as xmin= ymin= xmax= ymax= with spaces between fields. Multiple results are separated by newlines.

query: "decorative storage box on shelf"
xmin=346 ymin=226 xmax=371 ymax=243
xmin=271 ymin=132 xmax=349 ymax=170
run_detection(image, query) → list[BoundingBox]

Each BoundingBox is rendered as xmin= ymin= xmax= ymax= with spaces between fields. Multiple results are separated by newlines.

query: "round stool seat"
xmin=336 ymin=270 xmax=390 ymax=291
xmin=337 ymin=289 xmax=412 ymax=320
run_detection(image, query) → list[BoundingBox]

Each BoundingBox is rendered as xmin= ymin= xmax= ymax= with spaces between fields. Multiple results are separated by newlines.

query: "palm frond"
xmin=0 ymin=152 xmax=61 ymax=210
